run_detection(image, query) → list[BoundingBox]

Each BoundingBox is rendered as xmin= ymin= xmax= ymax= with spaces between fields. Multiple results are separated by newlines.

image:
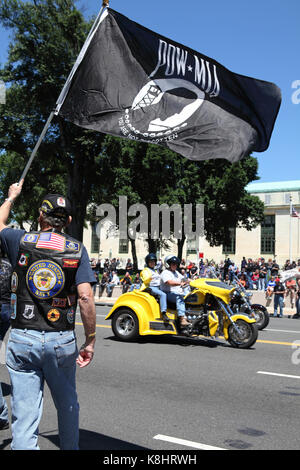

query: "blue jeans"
xmin=274 ymin=296 xmax=284 ymax=317
xmin=166 ymin=292 xmax=186 ymax=317
xmin=0 ymin=382 xmax=8 ymax=423
xmin=150 ymin=286 xmax=167 ymax=313
xmin=0 ymin=303 xmax=12 ymax=341
xmin=6 ymin=328 xmax=79 ymax=450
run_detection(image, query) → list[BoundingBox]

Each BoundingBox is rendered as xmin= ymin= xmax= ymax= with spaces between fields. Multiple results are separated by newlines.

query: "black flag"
xmin=56 ymin=8 xmax=281 ymax=163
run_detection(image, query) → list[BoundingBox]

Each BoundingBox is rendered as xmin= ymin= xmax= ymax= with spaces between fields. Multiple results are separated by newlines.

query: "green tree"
xmin=92 ymin=136 xmax=264 ymax=261
xmin=0 ymin=0 xmax=105 ymax=239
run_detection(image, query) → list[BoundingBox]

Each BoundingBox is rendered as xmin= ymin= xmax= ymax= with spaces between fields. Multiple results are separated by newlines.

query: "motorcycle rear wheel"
xmin=227 ymin=319 xmax=258 ymax=349
xmin=112 ymin=308 xmax=139 ymax=341
xmin=251 ymin=305 xmax=269 ymax=330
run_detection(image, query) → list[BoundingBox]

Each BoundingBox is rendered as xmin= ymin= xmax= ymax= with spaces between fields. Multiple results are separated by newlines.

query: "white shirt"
xmin=160 ymin=269 xmax=184 ymax=294
xmin=149 ymin=268 xmax=161 ymax=287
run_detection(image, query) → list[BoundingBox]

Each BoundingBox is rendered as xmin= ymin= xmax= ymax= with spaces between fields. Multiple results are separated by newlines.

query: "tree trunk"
xmin=177 ymin=235 xmax=186 ymax=261
xmin=66 ymin=152 xmax=91 ymax=242
xmin=130 ymin=238 xmax=138 ymax=272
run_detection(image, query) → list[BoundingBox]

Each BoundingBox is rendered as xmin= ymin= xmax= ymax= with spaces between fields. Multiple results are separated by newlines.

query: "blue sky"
xmin=0 ymin=0 xmax=299 ymax=183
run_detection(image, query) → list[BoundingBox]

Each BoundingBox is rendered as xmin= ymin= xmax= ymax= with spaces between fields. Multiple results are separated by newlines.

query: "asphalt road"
xmin=1 ymin=305 xmax=300 ymax=451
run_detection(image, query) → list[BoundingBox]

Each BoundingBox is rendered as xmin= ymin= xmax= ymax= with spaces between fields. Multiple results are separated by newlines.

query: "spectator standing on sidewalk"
xmin=273 ymin=277 xmax=285 ymax=318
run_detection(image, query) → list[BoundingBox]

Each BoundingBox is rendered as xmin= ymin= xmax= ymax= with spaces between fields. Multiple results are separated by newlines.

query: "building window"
xmin=285 ymin=193 xmax=291 ymax=204
xmin=186 ymin=238 xmax=197 ymax=255
xmin=91 ymin=223 xmax=100 ymax=253
xmin=265 ymin=194 xmax=271 ymax=205
xmin=119 ymin=239 xmax=129 ymax=254
xmin=261 ymin=215 xmax=275 ymax=254
xmin=222 ymin=228 xmax=236 ymax=254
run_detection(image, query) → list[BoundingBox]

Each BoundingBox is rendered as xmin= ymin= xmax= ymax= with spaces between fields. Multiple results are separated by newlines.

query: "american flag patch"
xmin=36 ymin=232 xmax=65 ymax=251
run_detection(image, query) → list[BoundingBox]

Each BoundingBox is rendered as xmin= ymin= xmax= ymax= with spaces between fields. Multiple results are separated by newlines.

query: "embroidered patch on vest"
xmin=23 ymin=305 xmax=35 ymax=320
xmin=65 ymin=240 xmax=80 ymax=252
xmin=26 ymin=260 xmax=65 ymax=299
xmin=23 ymin=234 xmax=39 ymax=243
xmin=47 ymin=309 xmax=60 ymax=322
xmin=10 ymin=294 xmax=17 ymax=319
xmin=18 ymin=253 xmax=30 ymax=267
xmin=67 ymin=307 xmax=75 ymax=324
xmin=63 ymin=259 xmax=79 ymax=268
xmin=52 ymin=298 xmax=67 ymax=308
xmin=11 ymin=272 xmax=18 ymax=293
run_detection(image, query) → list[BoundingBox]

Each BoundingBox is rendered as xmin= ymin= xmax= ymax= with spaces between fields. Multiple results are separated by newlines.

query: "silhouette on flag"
xmin=56 ymin=8 xmax=281 ymax=163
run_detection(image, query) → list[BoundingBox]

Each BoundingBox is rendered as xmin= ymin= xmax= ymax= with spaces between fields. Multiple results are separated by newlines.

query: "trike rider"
xmin=160 ymin=255 xmax=191 ymax=328
xmin=140 ymin=253 xmax=168 ymax=321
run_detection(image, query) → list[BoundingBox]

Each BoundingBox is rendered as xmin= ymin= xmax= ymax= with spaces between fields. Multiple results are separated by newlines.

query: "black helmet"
xmin=164 ymin=255 xmax=180 ymax=269
xmin=145 ymin=253 xmax=157 ymax=266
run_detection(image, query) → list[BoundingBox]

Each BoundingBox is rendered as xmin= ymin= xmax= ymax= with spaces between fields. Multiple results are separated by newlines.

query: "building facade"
xmin=84 ymin=180 xmax=300 ymax=268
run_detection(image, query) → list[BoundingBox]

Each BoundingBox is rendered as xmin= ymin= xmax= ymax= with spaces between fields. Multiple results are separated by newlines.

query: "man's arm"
xmin=0 ymin=180 xmax=24 ymax=231
xmin=76 ymin=282 xmax=96 ymax=368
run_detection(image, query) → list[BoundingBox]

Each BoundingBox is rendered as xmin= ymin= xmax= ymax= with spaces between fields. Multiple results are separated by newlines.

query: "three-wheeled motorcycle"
xmin=105 ymin=277 xmax=258 ymax=349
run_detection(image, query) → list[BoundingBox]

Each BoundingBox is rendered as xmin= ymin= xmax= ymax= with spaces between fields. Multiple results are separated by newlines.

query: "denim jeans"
xmin=6 ymin=328 xmax=79 ymax=450
xmin=0 ymin=303 xmax=12 ymax=341
xmin=0 ymin=382 xmax=8 ymax=423
xmin=106 ymin=283 xmax=116 ymax=297
xmin=150 ymin=286 xmax=167 ymax=313
xmin=274 ymin=296 xmax=284 ymax=317
xmin=166 ymin=292 xmax=186 ymax=317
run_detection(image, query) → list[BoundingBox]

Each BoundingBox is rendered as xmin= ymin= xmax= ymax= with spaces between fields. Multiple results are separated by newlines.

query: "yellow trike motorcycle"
xmin=105 ymin=277 xmax=258 ymax=348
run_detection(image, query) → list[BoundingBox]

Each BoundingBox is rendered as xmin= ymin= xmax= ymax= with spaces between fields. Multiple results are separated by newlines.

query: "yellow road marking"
xmin=76 ymin=322 xmax=296 ymax=346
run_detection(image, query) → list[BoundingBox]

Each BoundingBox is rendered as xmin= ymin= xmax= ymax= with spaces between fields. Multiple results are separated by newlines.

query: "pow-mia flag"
xmin=56 ymin=8 xmax=281 ymax=163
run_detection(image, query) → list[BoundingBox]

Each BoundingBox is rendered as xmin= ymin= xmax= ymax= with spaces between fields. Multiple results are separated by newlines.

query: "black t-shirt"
xmin=274 ymin=282 xmax=285 ymax=297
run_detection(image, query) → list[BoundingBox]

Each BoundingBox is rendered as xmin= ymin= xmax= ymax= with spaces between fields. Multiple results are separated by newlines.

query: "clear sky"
xmin=0 ymin=0 xmax=299 ymax=183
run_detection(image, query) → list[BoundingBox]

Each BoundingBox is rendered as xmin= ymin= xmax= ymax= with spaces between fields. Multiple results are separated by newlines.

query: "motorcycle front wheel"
xmin=227 ymin=319 xmax=258 ymax=349
xmin=112 ymin=308 xmax=139 ymax=341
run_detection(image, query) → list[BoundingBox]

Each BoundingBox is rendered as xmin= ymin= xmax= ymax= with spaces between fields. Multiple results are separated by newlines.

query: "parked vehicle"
xmin=105 ymin=277 xmax=258 ymax=349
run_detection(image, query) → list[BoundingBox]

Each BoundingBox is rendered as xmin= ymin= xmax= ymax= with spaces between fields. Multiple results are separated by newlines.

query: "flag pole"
xmin=18 ymin=0 xmax=110 ymax=184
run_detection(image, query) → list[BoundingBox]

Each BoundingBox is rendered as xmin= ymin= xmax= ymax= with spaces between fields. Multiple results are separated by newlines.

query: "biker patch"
xmin=10 ymin=293 xmax=17 ymax=319
xmin=18 ymin=253 xmax=30 ymax=267
xmin=67 ymin=307 xmax=75 ymax=324
xmin=63 ymin=259 xmax=79 ymax=268
xmin=11 ymin=272 xmax=18 ymax=293
xmin=47 ymin=309 xmax=60 ymax=322
xmin=23 ymin=234 xmax=39 ymax=244
xmin=26 ymin=260 xmax=65 ymax=299
xmin=65 ymin=240 xmax=80 ymax=252
xmin=52 ymin=298 xmax=67 ymax=308
xmin=23 ymin=305 xmax=35 ymax=320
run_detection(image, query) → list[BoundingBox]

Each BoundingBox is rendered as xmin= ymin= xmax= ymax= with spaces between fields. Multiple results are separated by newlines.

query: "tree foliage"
xmin=0 ymin=0 xmax=105 ymax=238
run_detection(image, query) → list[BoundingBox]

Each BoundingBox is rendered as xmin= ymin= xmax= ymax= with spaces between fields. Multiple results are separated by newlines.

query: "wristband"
xmin=5 ymin=197 xmax=14 ymax=204
xmin=87 ymin=332 xmax=96 ymax=338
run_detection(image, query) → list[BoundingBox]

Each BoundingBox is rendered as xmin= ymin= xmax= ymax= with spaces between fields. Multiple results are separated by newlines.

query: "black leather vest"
xmin=11 ymin=230 xmax=83 ymax=331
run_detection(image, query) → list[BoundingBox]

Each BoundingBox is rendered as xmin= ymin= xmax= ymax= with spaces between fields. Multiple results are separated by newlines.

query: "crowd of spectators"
xmin=89 ymin=255 xmax=300 ymax=316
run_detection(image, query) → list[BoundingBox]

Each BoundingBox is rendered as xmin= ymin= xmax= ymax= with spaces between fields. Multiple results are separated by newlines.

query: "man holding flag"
xmin=0 ymin=180 xmax=96 ymax=450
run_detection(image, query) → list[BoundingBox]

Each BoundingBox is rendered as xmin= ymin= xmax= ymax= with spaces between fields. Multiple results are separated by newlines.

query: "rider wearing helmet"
xmin=140 ymin=253 xmax=168 ymax=321
xmin=160 ymin=255 xmax=190 ymax=328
